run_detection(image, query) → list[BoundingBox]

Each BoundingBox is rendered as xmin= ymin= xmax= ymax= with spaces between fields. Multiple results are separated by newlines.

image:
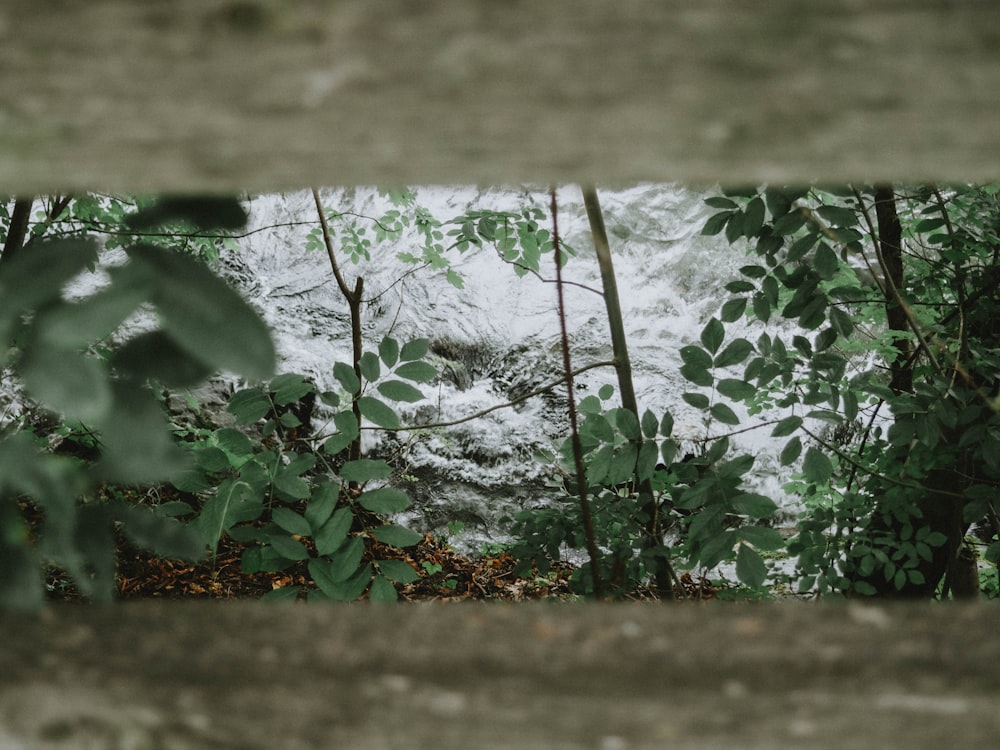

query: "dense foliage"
xmin=2 ymin=184 xmax=997 ymax=609
xmin=701 ymin=183 xmax=1000 ymax=598
xmin=507 ymin=184 xmax=1000 ymax=599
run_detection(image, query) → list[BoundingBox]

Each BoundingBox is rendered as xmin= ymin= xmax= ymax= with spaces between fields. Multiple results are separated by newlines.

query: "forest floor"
xmin=45 ymin=525 xmax=722 ymax=603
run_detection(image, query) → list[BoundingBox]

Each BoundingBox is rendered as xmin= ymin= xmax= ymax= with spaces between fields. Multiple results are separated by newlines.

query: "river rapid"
xmin=220 ymin=184 xmax=795 ymax=555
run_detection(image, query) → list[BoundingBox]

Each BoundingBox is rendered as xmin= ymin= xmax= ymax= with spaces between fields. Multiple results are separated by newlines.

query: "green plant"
xmin=699 ymin=183 xmax=1000 ymax=597
xmin=179 ymin=334 xmax=440 ymax=603
xmin=0 ymin=196 xmax=274 ymax=610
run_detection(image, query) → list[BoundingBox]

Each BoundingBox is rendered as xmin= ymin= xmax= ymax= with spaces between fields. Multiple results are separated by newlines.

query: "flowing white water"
xmin=222 ymin=184 xmax=798 ymax=554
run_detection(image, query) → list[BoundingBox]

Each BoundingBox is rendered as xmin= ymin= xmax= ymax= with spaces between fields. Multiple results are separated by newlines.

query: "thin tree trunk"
xmin=872 ymin=185 xmax=912 ymax=395
xmin=551 ymin=188 xmax=602 ymax=599
xmin=582 ymin=185 xmax=675 ymax=599
xmin=1 ymin=197 xmax=34 ymax=264
xmin=311 ymin=188 xmax=364 ymax=467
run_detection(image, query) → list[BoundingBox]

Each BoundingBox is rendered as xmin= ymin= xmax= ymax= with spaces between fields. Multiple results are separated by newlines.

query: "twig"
xmin=552 ymin=187 xmax=603 ymax=600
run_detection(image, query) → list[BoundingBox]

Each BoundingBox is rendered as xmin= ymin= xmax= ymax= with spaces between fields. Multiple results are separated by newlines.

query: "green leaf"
xmin=743 ymin=197 xmax=766 ymax=237
xmin=764 ymin=187 xmax=793 ymax=219
xmin=698 ymin=529 xmax=739 ymax=570
xmin=704 ymin=197 xmax=739 ymax=209
xmin=155 ymin=501 xmax=195 ymax=519
xmin=611 ymin=408 xmax=641 ymax=441
xmin=359 ymin=351 xmax=381 ymax=382
xmin=641 ymin=409 xmax=659 ymax=439
xmin=816 ymin=204 xmax=858 ymax=227
xmin=267 ymin=533 xmax=310 ymax=561
xmin=196 ymin=479 xmax=263 ymax=558
xmin=394 ymin=361 xmax=437 ymax=383
xmin=732 ymin=493 xmax=778 ymax=518
xmin=127 ymin=196 xmax=247 ymax=231
xmin=702 ymin=211 xmax=734 ymax=236
xmin=680 ymin=364 xmax=713 ymax=387
xmin=682 ymin=392 xmax=711 ymax=409
xmin=720 ymin=297 xmax=747 ymax=322
xmin=97 ymin=384 xmax=190 ymax=482
xmin=739 ymin=265 xmax=768 ymax=279
xmin=359 ymin=487 xmax=411 ymax=514
xmin=378 ymin=559 xmax=420 ymax=584
xmin=752 ymin=292 xmax=771 ymax=323
xmin=762 ymin=275 xmax=779 ymax=306
xmin=680 ymin=345 xmax=713 ymax=370
xmin=636 ymin=441 xmax=659 ymax=481
xmin=20 ymin=347 xmax=111 ymax=423
xmin=305 ymin=482 xmax=339 ymax=532
xmin=113 ymin=332 xmax=212 ymax=388
xmin=372 ymin=524 xmax=424 ymax=548
xmin=606 ymin=443 xmax=639 ymax=488
xmin=710 ymin=403 xmax=740 ymax=425
xmin=400 ymin=338 xmax=430 ymax=361
xmin=117 ymin=502 xmax=206 ymax=561
xmin=271 ymin=507 xmax=311 ymax=536
xmin=714 ymin=338 xmax=753 ymax=368
xmin=814 ymin=242 xmax=839 ymax=280
xmin=725 ymin=280 xmax=755 ymax=294
xmin=772 ymin=416 xmax=803 ymax=437
xmin=315 ymin=507 xmax=352 ymax=555
xmin=780 ymin=436 xmax=802 ymax=465
xmin=828 ymin=307 xmax=854 ymax=339
xmin=357 ymin=397 xmax=401 ymax=429
xmin=272 ymin=469 xmax=310 ymax=501
xmin=738 ymin=525 xmax=785 ymax=551
xmin=216 ymin=428 xmax=254 ymax=457
xmin=725 ymin=211 xmax=745 ymax=243
xmin=722 ymin=185 xmax=759 ymax=198
xmin=323 ymin=433 xmax=354 ymax=456
xmin=36 ymin=285 xmax=148 ymax=350
xmin=369 ymin=575 xmax=398 ymax=602
xmin=814 ymin=327 xmax=838 ymax=352
xmin=377 ymin=380 xmax=425 ymax=403
xmin=309 ymin=557 xmax=370 ymax=600
xmin=716 ymin=378 xmax=755 ymax=401
xmin=700 ymin=317 xmax=725 ymax=354
xmin=270 ymin=373 xmax=315 ymax=406
xmin=131 ymin=246 xmax=274 ymax=380
xmin=660 ymin=440 xmax=679 ymax=466
xmin=913 ymin=217 xmax=946 ymax=233
xmin=194 ymin=447 xmax=230 ymax=473
xmin=736 ymin=544 xmax=767 ymax=588
xmin=772 ymin=210 xmax=807 ymax=236
xmin=786 ymin=232 xmax=819 ymax=263
xmin=0 ymin=238 xmax=98 ymax=324
xmin=327 ymin=536 xmax=367 ymax=582
xmin=798 ymin=294 xmax=828 ymax=331
xmin=660 ymin=411 xmax=675 ymax=437
xmin=598 ymin=384 xmax=615 ymax=401
xmin=227 ymin=389 xmax=271 ymax=424
xmin=379 ymin=336 xmax=400 ymax=368
xmin=802 ymin=446 xmax=834 ymax=483
xmin=333 ymin=361 xmax=361 ymax=395
xmin=341 ymin=459 xmax=392 ymax=483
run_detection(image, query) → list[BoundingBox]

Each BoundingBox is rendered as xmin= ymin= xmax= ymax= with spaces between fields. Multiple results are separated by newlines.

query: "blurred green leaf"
xmin=372 ymin=525 xmax=423 ymax=548
xmin=131 ymin=246 xmax=274 ymax=380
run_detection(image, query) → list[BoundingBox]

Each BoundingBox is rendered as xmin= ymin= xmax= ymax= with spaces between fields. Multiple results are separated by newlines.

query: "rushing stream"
xmin=219 ymin=184 xmax=795 ymax=554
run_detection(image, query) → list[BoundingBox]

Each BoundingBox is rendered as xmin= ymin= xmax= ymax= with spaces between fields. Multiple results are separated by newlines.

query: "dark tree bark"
xmin=1 ymin=197 xmax=33 ymax=264
xmin=848 ymin=186 xmax=998 ymax=599
xmin=872 ymin=184 xmax=912 ymax=395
